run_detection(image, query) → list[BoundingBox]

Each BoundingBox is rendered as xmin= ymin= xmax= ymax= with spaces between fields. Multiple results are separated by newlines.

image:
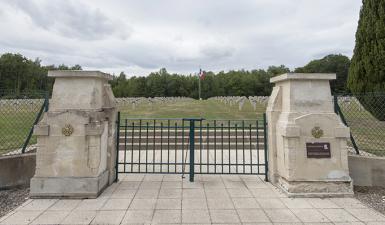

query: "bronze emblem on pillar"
xmin=62 ymin=124 xmax=74 ymax=136
xmin=311 ymin=126 xmax=323 ymax=138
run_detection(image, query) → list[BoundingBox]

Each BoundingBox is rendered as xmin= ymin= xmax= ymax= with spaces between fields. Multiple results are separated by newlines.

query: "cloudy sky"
xmin=0 ymin=0 xmax=362 ymax=76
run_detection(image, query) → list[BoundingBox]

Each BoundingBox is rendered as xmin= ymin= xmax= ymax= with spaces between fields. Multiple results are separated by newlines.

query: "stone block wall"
xmin=348 ymin=155 xmax=385 ymax=187
xmin=0 ymin=153 xmax=36 ymax=189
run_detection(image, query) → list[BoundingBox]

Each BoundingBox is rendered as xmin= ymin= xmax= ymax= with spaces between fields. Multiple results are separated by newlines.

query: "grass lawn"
xmin=339 ymin=99 xmax=385 ymax=156
xmin=0 ymin=103 xmax=43 ymax=155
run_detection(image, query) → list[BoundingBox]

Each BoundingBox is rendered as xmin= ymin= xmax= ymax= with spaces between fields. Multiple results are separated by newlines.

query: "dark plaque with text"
xmin=306 ymin=142 xmax=331 ymax=158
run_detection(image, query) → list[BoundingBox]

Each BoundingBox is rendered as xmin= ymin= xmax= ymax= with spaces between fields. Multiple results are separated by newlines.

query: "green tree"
xmin=0 ymin=53 xmax=47 ymax=94
xmin=0 ymin=53 xmax=83 ymax=95
xmin=348 ymin=0 xmax=385 ymax=120
xmin=295 ymin=54 xmax=350 ymax=94
xmin=267 ymin=65 xmax=290 ymax=77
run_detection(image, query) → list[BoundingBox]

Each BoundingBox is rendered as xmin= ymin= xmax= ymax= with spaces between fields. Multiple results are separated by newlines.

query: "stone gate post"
xmin=30 ymin=70 xmax=117 ymax=198
xmin=266 ymin=73 xmax=353 ymax=197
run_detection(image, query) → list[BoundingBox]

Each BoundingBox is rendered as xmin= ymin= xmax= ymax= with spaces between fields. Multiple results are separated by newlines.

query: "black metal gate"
xmin=115 ymin=113 xmax=268 ymax=182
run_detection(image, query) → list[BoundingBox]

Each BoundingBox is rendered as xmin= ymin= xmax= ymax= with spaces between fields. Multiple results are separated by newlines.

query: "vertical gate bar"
xmin=153 ymin=119 xmax=156 ymax=172
xmin=221 ymin=123 xmax=224 ymax=173
xmin=200 ymin=120 xmax=203 ymax=173
xmin=263 ymin=113 xmax=269 ymax=182
xmin=182 ymin=120 xmax=185 ymax=174
xmin=235 ymin=123 xmax=238 ymax=173
xmin=124 ymin=119 xmax=127 ymax=173
xmin=214 ymin=120 xmax=217 ymax=173
xmin=189 ymin=120 xmax=195 ymax=182
xmin=206 ymin=122 xmax=209 ymax=173
xmin=167 ymin=120 xmax=170 ymax=173
xmin=139 ymin=119 xmax=142 ymax=172
xmin=256 ymin=120 xmax=260 ymax=174
xmin=249 ymin=124 xmax=252 ymax=174
xmin=160 ymin=122 xmax=163 ymax=173
xmin=228 ymin=120 xmax=231 ymax=174
xmin=146 ymin=122 xmax=149 ymax=173
xmin=242 ymin=120 xmax=245 ymax=173
xmin=115 ymin=111 xmax=120 ymax=182
xmin=131 ymin=121 xmax=134 ymax=173
xmin=175 ymin=122 xmax=177 ymax=173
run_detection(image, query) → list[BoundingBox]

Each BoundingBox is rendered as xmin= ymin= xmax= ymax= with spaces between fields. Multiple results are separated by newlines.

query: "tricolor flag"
xmin=198 ymin=68 xmax=206 ymax=80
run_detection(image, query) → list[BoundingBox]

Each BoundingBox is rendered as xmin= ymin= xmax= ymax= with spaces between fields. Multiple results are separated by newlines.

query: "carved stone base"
xmin=276 ymin=176 xmax=353 ymax=198
xmin=30 ymin=170 xmax=109 ymax=198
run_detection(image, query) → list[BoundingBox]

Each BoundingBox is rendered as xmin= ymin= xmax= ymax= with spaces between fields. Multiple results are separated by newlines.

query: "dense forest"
xmin=0 ymin=53 xmax=350 ymax=98
xmin=0 ymin=53 xmax=81 ymax=95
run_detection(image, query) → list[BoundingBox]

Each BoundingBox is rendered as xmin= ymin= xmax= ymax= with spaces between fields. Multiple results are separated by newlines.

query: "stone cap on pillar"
xmin=48 ymin=70 xmax=114 ymax=111
xmin=270 ymin=73 xmax=336 ymax=113
xmin=270 ymin=73 xmax=336 ymax=84
xmin=48 ymin=70 xmax=113 ymax=81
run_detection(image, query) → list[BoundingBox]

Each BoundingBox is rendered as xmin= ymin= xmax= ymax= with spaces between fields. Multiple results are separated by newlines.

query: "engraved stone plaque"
xmin=306 ymin=142 xmax=331 ymax=158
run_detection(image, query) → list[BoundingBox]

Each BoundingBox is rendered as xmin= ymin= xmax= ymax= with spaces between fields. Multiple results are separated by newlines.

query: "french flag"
xmin=199 ymin=68 xmax=206 ymax=80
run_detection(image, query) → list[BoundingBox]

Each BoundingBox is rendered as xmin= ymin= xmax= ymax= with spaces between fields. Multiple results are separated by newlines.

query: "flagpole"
xmin=198 ymin=67 xmax=202 ymax=100
xmin=198 ymin=76 xmax=201 ymax=100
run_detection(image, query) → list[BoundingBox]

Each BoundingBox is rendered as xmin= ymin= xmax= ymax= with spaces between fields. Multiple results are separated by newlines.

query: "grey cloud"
xmin=0 ymin=0 xmax=362 ymax=76
xmin=8 ymin=0 xmax=131 ymax=40
xmin=200 ymin=46 xmax=234 ymax=60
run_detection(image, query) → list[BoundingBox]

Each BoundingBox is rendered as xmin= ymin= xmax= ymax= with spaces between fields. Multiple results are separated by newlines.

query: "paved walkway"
xmin=1 ymin=174 xmax=384 ymax=225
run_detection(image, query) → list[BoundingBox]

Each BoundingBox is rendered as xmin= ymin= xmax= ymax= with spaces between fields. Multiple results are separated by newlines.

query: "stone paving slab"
xmin=1 ymin=174 xmax=385 ymax=225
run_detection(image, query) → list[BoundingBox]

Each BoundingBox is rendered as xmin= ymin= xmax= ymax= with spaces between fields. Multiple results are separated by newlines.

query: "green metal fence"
xmin=116 ymin=114 xmax=268 ymax=182
xmin=0 ymin=90 xmax=48 ymax=156
xmin=334 ymin=93 xmax=385 ymax=157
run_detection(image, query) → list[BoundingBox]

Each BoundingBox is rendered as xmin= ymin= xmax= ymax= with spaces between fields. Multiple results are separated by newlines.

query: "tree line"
xmin=110 ymin=66 xmax=287 ymax=98
xmin=0 ymin=53 xmax=81 ymax=96
xmin=0 ymin=52 xmax=351 ymax=98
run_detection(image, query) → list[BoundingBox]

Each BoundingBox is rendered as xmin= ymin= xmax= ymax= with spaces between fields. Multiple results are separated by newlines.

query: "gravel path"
xmin=355 ymin=186 xmax=385 ymax=215
xmin=0 ymin=187 xmax=29 ymax=218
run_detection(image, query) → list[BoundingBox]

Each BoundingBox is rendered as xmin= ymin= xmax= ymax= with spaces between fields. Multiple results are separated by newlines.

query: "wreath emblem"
xmin=311 ymin=126 xmax=323 ymax=138
xmin=62 ymin=124 xmax=74 ymax=136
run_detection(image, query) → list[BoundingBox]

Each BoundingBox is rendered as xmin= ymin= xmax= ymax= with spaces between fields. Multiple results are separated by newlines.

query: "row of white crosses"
xmin=210 ymin=96 xmax=239 ymax=107
xmin=0 ymin=99 xmax=45 ymax=111
xmin=236 ymin=96 xmax=247 ymax=110
xmin=209 ymin=96 xmax=270 ymax=111
xmin=337 ymin=96 xmax=365 ymax=111
xmin=115 ymin=97 xmax=194 ymax=109
xmin=248 ymin=96 xmax=269 ymax=110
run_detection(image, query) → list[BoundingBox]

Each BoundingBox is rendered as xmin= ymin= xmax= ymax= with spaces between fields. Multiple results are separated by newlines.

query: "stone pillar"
xmin=266 ymin=73 xmax=353 ymax=197
xmin=30 ymin=71 xmax=117 ymax=198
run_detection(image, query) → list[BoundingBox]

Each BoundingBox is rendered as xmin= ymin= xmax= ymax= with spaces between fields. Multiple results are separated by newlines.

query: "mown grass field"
xmin=338 ymin=99 xmax=385 ymax=156
xmin=0 ymin=103 xmax=43 ymax=155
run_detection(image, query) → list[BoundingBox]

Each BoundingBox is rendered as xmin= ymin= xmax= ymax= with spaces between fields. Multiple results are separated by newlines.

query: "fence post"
xmin=333 ymin=95 xmax=338 ymax=114
xmin=44 ymin=92 xmax=49 ymax=112
xmin=189 ymin=120 xmax=195 ymax=182
xmin=115 ymin=111 xmax=120 ymax=182
xmin=334 ymin=95 xmax=360 ymax=155
xmin=21 ymin=94 xmax=47 ymax=153
xmin=263 ymin=113 xmax=269 ymax=182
